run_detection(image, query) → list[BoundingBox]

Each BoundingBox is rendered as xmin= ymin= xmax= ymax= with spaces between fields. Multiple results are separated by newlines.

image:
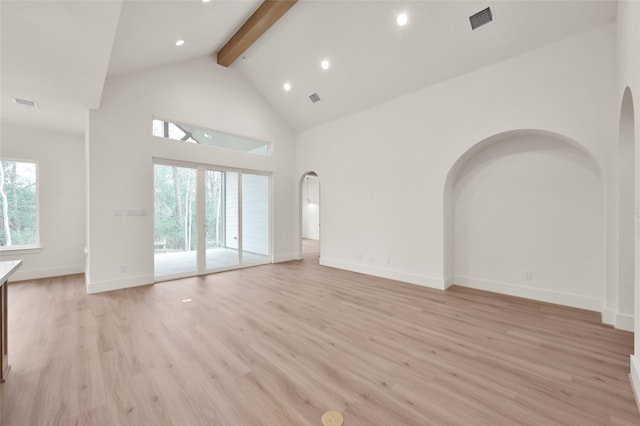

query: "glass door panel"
xmin=242 ymin=173 xmax=270 ymax=264
xmin=154 ymin=164 xmax=197 ymax=277
xmin=205 ymin=170 xmax=239 ymax=270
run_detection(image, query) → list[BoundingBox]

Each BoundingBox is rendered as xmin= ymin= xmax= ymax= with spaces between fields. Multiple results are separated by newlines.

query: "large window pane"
xmin=205 ymin=170 xmax=239 ymax=270
xmin=225 ymin=172 xmax=239 ymax=250
xmin=242 ymin=173 xmax=269 ymax=263
xmin=0 ymin=160 xmax=37 ymax=248
xmin=152 ymin=118 xmax=270 ymax=156
xmin=154 ymin=164 xmax=197 ymax=277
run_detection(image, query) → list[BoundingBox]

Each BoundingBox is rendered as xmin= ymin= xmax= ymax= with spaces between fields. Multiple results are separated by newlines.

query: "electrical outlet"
xmin=524 ymin=271 xmax=532 ymax=280
xmin=121 ymin=264 xmax=127 ymax=273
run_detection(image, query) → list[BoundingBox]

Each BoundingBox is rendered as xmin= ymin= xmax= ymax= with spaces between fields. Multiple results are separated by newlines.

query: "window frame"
xmin=151 ymin=117 xmax=272 ymax=157
xmin=0 ymin=157 xmax=40 ymax=252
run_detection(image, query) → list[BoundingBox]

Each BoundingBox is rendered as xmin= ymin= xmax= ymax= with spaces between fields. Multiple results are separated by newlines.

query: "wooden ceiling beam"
xmin=217 ymin=0 xmax=298 ymax=67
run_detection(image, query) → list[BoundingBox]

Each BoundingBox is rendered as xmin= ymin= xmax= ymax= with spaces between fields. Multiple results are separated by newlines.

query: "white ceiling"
xmin=0 ymin=0 xmax=617 ymax=136
xmin=1 ymin=0 xmax=123 ymax=135
xmin=106 ymin=0 xmax=261 ymax=76
xmin=234 ymin=0 xmax=617 ymax=131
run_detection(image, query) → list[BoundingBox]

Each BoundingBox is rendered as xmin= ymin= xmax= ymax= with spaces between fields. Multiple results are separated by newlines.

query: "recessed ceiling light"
xmin=202 ymin=0 xmax=211 ymax=3
xmin=204 ymin=133 xmax=212 ymax=139
xmin=397 ymin=13 xmax=408 ymax=26
xmin=321 ymin=59 xmax=330 ymax=70
xmin=175 ymin=39 xmax=185 ymax=46
xmin=283 ymin=82 xmax=292 ymax=92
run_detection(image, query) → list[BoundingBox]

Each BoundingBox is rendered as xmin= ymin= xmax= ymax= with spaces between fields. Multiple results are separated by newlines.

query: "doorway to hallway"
xmin=300 ymin=172 xmax=320 ymax=261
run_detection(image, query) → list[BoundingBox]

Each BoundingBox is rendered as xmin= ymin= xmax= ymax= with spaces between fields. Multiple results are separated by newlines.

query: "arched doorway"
xmin=444 ymin=130 xmax=604 ymax=309
xmin=299 ymin=172 xmax=320 ymax=261
xmin=619 ymin=87 xmax=636 ymax=332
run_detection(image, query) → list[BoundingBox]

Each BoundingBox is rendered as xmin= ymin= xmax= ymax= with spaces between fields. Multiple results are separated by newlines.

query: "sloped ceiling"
xmin=0 ymin=0 xmax=617 ymax=136
xmin=0 ymin=0 xmax=124 ymax=135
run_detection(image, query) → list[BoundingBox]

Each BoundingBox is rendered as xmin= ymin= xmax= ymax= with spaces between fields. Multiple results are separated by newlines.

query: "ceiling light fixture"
xmin=175 ymin=39 xmax=185 ymax=46
xmin=202 ymin=0 xmax=211 ymax=3
xmin=283 ymin=82 xmax=292 ymax=92
xmin=204 ymin=133 xmax=212 ymax=139
xmin=321 ymin=59 xmax=330 ymax=70
xmin=397 ymin=13 xmax=408 ymax=26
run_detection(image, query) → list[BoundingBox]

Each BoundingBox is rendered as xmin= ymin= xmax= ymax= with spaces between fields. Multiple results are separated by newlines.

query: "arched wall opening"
xmin=298 ymin=171 xmax=320 ymax=260
xmin=444 ymin=130 xmax=605 ymax=310
xmin=619 ymin=87 xmax=636 ymax=333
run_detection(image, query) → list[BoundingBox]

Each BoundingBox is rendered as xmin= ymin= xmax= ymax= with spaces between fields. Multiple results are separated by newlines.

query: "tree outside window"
xmin=0 ymin=160 xmax=37 ymax=248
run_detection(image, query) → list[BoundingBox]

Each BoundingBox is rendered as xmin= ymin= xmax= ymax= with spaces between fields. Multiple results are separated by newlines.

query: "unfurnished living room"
xmin=1 ymin=0 xmax=640 ymax=425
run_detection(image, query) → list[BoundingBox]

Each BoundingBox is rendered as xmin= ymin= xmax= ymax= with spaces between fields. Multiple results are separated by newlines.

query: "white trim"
xmin=10 ymin=265 xmax=83 ymax=282
xmin=320 ymin=257 xmax=446 ymax=290
xmin=274 ymin=253 xmax=298 ymax=263
xmin=0 ymin=246 xmax=43 ymax=254
xmin=601 ymin=309 xmax=616 ymax=326
xmin=443 ymin=275 xmax=455 ymax=289
xmin=87 ymin=274 xmax=154 ymax=294
xmin=616 ymin=312 xmax=635 ymax=331
xmin=454 ymin=275 xmax=602 ymax=312
xmin=630 ymin=355 xmax=640 ymax=414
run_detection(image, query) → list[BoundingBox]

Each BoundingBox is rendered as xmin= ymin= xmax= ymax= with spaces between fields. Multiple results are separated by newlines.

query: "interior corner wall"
xmin=0 ymin=124 xmax=85 ymax=280
xmin=297 ymin=23 xmax=616 ymax=300
xmin=617 ymin=1 xmax=640 ymax=404
xmin=86 ymin=56 xmax=297 ymax=293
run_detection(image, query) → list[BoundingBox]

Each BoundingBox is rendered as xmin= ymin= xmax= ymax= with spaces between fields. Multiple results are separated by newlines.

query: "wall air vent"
xmin=469 ymin=7 xmax=493 ymax=30
xmin=309 ymin=93 xmax=321 ymax=103
xmin=12 ymin=97 xmax=39 ymax=109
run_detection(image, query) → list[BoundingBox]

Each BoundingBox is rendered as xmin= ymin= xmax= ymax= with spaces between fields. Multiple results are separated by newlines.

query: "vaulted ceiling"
xmin=0 ymin=0 xmax=617 ymax=136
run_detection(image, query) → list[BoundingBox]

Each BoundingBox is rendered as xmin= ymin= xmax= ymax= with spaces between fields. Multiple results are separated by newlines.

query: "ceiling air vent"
xmin=469 ymin=7 xmax=493 ymax=30
xmin=309 ymin=93 xmax=321 ymax=103
xmin=12 ymin=97 xmax=39 ymax=109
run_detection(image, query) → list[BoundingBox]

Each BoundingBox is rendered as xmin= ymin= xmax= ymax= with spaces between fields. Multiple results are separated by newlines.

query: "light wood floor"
xmin=2 ymin=239 xmax=639 ymax=425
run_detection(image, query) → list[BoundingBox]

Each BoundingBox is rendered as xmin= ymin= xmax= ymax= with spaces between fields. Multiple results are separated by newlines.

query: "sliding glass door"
xmin=205 ymin=170 xmax=239 ymax=270
xmin=154 ymin=164 xmax=198 ymax=277
xmin=242 ymin=173 xmax=270 ymax=264
xmin=154 ymin=161 xmax=270 ymax=280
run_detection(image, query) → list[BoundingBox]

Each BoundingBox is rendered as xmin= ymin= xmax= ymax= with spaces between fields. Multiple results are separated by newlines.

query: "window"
xmin=152 ymin=118 xmax=270 ymax=156
xmin=0 ymin=160 xmax=38 ymax=249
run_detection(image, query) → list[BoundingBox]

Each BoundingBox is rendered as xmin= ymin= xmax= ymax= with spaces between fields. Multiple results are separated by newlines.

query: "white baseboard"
xmin=87 ymin=274 xmax=154 ymax=294
xmin=454 ymin=275 xmax=602 ymax=312
xmin=443 ymin=275 xmax=455 ymax=289
xmin=11 ymin=265 xmax=84 ymax=282
xmin=630 ymin=355 xmax=640 ymax=413
xmin=601 ymin=309 xmax=616 ymax=326
xmin=273 ymin=253 xmax=299 ymax=263
xmin=616 ymin=312 xmax=635 ymax=332
xmin=320 ymin=257 xmax=446 ymax=290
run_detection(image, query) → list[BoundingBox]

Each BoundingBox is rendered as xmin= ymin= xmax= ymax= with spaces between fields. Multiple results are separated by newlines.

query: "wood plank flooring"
xmin=1 ymin=240 xmax=639 ymax=425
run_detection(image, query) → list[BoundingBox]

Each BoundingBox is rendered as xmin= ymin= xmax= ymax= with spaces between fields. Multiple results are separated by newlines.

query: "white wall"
xmin=302 ymin=175 xmax=320 ymax=240
xmin=0 ymin=124 xmax=85 ymax=281
xmin=619 ymin=89 xmax=636 ymax=329
xmin=617 ymin=0 xmax=640 ymax=408
xmin=297 ymin=24 xmax=616 ymax=303
xmin=87 ymin=56 xmax=297 ymax=293
xmin=451 ymin=132 xmax=603 ymax=309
